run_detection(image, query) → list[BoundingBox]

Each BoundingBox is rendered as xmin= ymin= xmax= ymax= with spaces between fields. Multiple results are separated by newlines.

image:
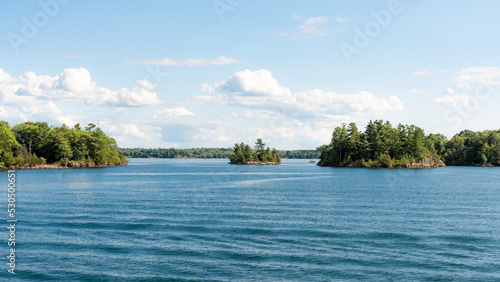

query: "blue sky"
xmin=1 ymin=0 xmax=500 ymax=149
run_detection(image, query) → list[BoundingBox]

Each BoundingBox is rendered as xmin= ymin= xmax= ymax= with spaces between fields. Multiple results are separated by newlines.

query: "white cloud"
xmin=128 ymin=56 xmax=238 ymax=66
xmin=335 ymin=17 xmax=348 ymax=23
xmin=409 ymin=89 xmax=421 ymax=94
xmin=439 ymin=66 xmax=500 ymax=97
xmin=438 ymin=70 xmax=449 ymax=75
xmin=442 ymin=87 xmax=455 ymax=95
xmin=0 ymin=106 xmax=9 ymax=118
xmin=193 ymin=127 xmax=231 ymax=142
xmin=57 ymin=115 xmax=77 ymax=127
xmin=215 ymin=69 xmax=291 ymax=97
xmin=99 ymin=121 xmax=151 ymax=141
xmin=0 ymin=67 xmax=161 ymax=107
xmin=412 ymin=70 xmax=430 ymax=77
xmin=154 ymin=107 xmax=195 ymax=118
xmin=199 ymin=83 xmax=216 ymax=94
xmin=455 ymin=83 xmax=472 ymax=92
xmin=434 ymin=95 xmax=470 ymax=107
xmin=295 ymin=16 xmax=329 ymax=39
xmin=455 ymin=67 xmax=500 ymax=84
xmin=290 ymin=14 xmax=303 ymax=21
xmin=0 ymin=69 xmax=18 ymax=83
xmin=196 ymin=69 xmax=404 ymax=118
xmin=20 ymin=101 xmax=62 ymax=115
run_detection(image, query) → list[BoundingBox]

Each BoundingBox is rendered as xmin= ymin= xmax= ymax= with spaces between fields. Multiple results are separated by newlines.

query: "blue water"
xmin=1 ymin=159 xmax=499 ymax=281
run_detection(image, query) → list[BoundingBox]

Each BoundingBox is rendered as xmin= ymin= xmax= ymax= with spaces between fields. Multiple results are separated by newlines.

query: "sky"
xmin=1 ymin=0 xmax=500 ymax=149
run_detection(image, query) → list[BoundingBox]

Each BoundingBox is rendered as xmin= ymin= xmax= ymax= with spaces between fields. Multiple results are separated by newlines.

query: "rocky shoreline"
xmin=229 ymin=161 xmax=280 ymax=165
xmin=320 ymin=157 xmax=446 ymax=169
xmin=0 ymin=161 xmax=128 ymax=170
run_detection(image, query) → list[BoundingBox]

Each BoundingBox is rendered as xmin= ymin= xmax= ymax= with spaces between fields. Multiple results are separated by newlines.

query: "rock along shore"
xmin=319 ymin=157 xmax=446 ymax=168
xmin=0 ymin=161 xmax=128 ymax=170
xmin=229 ymin=161 xmax=280 ymax=165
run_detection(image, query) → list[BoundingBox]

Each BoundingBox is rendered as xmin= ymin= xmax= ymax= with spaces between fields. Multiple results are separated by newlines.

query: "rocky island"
xmin=318 ymin=120 xmax=499 ymax=168
xmin=229 ymin=139 xmax=281 ymax=165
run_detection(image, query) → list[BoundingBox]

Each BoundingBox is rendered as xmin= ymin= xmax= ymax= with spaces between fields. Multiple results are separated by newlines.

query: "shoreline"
xmin=229 ymin=161 xmax=281 ymax=165
xmin=318 ymin=157 xmax=447 ymax=169
xmin=0 ymin=161 xmax=128 ymax=170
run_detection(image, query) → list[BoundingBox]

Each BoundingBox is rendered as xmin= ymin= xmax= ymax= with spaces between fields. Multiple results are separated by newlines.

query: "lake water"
xmin=1 ymin=159 xmax=499 ymax=281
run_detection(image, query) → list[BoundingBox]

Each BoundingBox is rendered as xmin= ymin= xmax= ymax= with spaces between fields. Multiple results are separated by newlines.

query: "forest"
xmin=0 ymin=121 xmax=128 ymax=168
xmin=119 ymin=148 xmax=319 ymax=159
xmin=229 ymin=139 xmax=281 ymax=164
xmin=318 ymin=120 xmax=500 ymax=167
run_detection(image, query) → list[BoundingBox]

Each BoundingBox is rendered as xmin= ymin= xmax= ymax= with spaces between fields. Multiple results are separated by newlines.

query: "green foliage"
xmin=444 ymin=129 xmax=500 ymax=166
xmin=319 ymin=120 xmax=500 ymax=167
xmin=229 ymin=139 xmax=281 ymax=164
xmin=0 ymin=121 xmax=21 ymax=166
xmin=0 ymin=121 xmax=128 ymax=167
xmin=319 ymin=120 xmax=433 ymax=167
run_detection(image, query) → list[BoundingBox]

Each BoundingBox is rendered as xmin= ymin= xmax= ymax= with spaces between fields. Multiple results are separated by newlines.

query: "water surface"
xmin=1 ymin=159 xmax=499 ymax=280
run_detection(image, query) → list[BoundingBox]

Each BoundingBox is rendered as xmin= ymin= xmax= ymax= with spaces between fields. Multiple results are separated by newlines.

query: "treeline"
xmin=318 ymin=120 xmax=500 ymax=167
xmin=279 ymin=150 xmax=319 ymax=159
xmin=229 ymin=139 xmax=281 ymax=164
xmin=0 ymin=121 xmax=128 ymax=168
xmin=120 ymin=147 xmax=233 ymax=159
xmin=119 ymin=148 xmax=319 ymax=159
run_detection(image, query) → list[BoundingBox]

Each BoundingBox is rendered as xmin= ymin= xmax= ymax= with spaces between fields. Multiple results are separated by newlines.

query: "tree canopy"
xmin=0 ymin=121 xmax=128 ymax=168
xmin=318 ymin=120 xmax=500 ymax=167
xmin=229 ymin=139 xmax=281 ymax=164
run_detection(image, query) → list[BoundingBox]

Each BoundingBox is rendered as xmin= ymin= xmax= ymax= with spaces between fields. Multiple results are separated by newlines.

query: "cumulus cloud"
xmin=437 ymin=66 xmax=499 ymax=104
xmin=128 ymin=56 xmax=238 ymax=66
xmin=412 ymin=70 xmax=430 ymax=77
xmin=196 ymin=69 xmax=404 ymax=118
xmin=442 ymin=87 xmax=455 ymax=95
xmin=199 ymin=83 xmax=216 ymax=93
xmin=154 ymin=107 xmax=195 ymax=118
xmin=455 ymin=67 xmax=500 ymax=84
xmin=193 ymin=127 xmax=231 ymax=143
xmin=0 ymin=106 xmax=9 ymax=118
xmin=0 ymin=69 xmax=18 ymax=83
xmin=434 ymin=95 xmax=471 ymax=107
xmin=0 ymin=67 xmax=161 ymax=107
xmin=99 ymin=121 xmax=151 ymax=141
xmin=215 ymin=69 xmax=291 ymax=97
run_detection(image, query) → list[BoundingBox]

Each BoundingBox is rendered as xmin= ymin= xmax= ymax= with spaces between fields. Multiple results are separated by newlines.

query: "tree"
xmin=254 ymin=138 xmax=266 ymax=161
xmin=12 ymin=121 xmax=51 ymax=156
xmin=0 ymin=121 xmax=21 ymax=166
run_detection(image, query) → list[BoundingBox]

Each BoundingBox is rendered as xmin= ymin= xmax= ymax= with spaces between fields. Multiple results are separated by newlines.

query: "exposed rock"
xmin=0 ymin=161 xmax=126 ymax=170
xmin=229 ymin=161 xmax=280 ymax=165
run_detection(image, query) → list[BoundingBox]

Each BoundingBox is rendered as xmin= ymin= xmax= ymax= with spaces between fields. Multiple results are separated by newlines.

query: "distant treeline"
xmin=119 ymin=148 xmax=319 ymax=159
xmin=318 ymin=120 xmax=500 ymax=167
xmin=0 ymin=121 xmax=128 ymax=167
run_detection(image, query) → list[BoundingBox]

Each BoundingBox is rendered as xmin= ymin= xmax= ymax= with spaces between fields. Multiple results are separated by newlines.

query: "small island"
xmin=229 ymin=139 xmax=281 ymax=165
xmin=318 ymin=120 xmax=500 ymax=168
xmin=0 ymin=121 xmax=128 ymax=170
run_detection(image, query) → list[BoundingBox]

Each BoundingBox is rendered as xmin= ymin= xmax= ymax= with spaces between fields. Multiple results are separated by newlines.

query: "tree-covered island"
xmin=229 ymin=139 xmax=281 ymax=164
xmin=318 ymin=120 xmax=500 ymax=168
xmin=0 ymin=121 xmax=128 ymax=169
